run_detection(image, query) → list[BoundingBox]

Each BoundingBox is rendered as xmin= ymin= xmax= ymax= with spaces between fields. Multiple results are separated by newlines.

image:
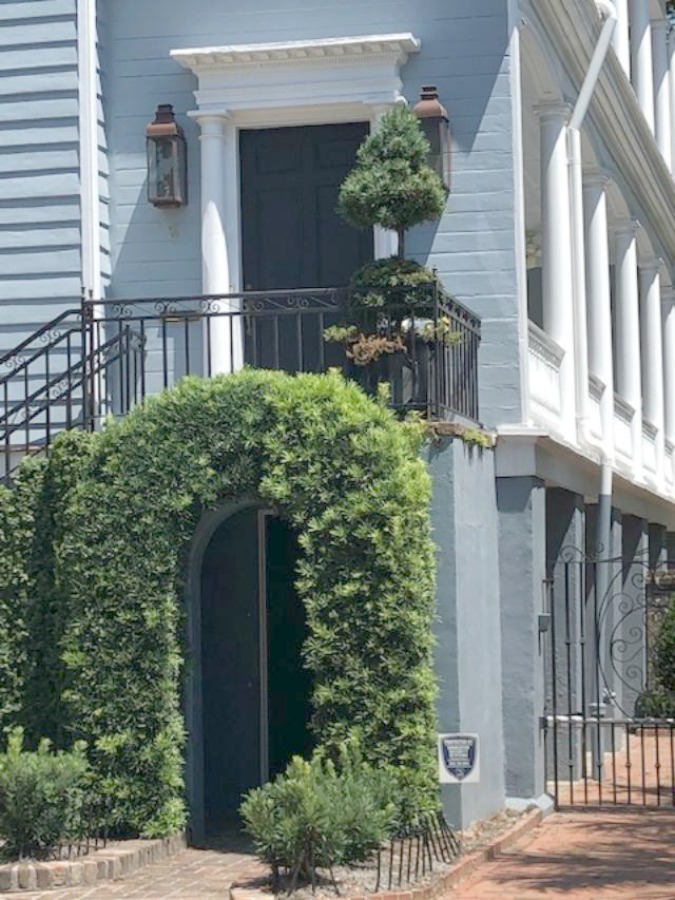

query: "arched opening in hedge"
xmin=5 ymin=370 xmax=438 ymax=841
xmin=187 ymin=500 xmax=312 ymax=840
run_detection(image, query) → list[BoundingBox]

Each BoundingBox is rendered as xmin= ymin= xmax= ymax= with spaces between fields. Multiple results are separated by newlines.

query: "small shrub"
xmin=0 ymin=728 xmax=89 ymax=860
xmin=240 ymin=746 xmax=397 ymax=890
xmin=655 ymin=601 xmax=675 ymax=692
xmin=634 ymin=688 xmax=675 ymax=719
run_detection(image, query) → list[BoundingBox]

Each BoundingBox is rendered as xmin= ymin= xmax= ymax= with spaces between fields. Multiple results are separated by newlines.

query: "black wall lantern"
xmin=413 ymin=86 xmax=451 ymax=189
xmin=146 ymin=104 xmax=187 ymax=208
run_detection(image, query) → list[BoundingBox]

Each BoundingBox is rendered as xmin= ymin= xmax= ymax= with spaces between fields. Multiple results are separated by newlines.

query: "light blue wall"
xmin=102 ymin=0 xmax=523 ymax=426
xmin=426 ymin=437 xmax=505 ymax=828
xmin=0 ymin=0 xmax=81 ymax=351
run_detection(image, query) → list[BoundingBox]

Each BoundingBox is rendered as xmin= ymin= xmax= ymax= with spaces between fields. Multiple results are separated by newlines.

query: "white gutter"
xmin=568 ymin=0 xmax=618 ymax=456
xmin=77 ymin=0 xmax=101 ymax=302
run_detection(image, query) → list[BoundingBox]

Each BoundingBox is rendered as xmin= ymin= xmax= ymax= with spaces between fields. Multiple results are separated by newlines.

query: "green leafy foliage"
xmin=349 ymin=257 xmax=441 ymax=311
xmin=240 ymin=745 xmax=397 ymax=888
xmin=5 ymin=370 xmax=438 ymax=837
xmin=634 ymin=687 xmax=675 ymax=719
xmin=338 ymin=105 xmax=448 ymax=257
xmin=655 ymin=601 xmax=675 ymax=694
xmin=0 ymin=460 xmax=46 ymax=734
xmin=0 ymin=728 xmax=89 ymax=861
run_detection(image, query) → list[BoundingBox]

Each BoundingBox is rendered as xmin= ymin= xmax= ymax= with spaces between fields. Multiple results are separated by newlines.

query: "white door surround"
xmin=171 ymin=34 xmax=420 ymax=372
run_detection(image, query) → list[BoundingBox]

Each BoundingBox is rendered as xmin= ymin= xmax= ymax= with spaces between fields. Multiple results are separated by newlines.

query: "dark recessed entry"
xmin=199 ymin=508 xmax=311 ymax=836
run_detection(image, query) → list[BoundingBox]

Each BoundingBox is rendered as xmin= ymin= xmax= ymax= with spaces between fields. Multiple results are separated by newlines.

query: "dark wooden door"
xmin=240 ymin=122 xmax=373 ymax=290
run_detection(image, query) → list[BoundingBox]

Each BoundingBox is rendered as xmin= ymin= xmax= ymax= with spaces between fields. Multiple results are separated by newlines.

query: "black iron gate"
xmin=543 ymin=550 xmax=675 ymax=808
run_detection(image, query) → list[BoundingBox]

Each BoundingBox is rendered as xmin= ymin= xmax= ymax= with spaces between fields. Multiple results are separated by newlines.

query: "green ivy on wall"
xmin=5 ymin=370 xmax=439 ymax=837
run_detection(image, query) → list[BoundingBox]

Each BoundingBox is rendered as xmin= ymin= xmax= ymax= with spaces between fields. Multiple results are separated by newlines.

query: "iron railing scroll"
xmin=543 ymin=549 xmax=675 ymax=810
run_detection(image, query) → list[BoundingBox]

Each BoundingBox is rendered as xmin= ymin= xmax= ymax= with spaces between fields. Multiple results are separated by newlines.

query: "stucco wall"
xmin=426 ymin=437 xmax=505 ymax=828
xmin=101 ymin=0 xmax=523 ymax=426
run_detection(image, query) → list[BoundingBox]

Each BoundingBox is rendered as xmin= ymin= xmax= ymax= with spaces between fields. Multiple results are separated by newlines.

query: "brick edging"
xmin=230 ymin=809 xmax=543 ymax=900
xmin=0 ymin=833 xmax=187 ymax=893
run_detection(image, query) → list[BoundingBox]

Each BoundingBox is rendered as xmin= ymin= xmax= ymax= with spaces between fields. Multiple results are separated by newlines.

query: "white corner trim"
xmin=171 ymin=33 xmax=420 ymax=71
xmin=77 ymin=0 xmax=101 ymax=300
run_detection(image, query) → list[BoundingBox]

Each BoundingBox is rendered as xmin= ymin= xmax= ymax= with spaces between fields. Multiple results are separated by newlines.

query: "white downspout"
xmin=568 ymin=2 xmax=617 ymax=711
xmin=567 ymin=0 xmax=617 ymax=558
xmin=568 ymin=0 xmax=617 ymax=452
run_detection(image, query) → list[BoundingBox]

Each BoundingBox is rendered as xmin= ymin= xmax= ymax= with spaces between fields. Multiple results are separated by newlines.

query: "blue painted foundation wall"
xmin=425 ymin=437 xmax=505 ymax=828
xmin=101 ymin=0 xmax=523 ymax=427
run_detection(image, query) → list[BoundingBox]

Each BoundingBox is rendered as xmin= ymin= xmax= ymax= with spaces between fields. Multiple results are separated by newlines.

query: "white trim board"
xmin=171 ymin=33 xmax=420 ymax=117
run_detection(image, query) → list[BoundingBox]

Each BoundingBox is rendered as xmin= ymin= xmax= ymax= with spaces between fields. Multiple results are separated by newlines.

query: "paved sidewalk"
xmin=453 ymin=809 xmax=675 ymax=899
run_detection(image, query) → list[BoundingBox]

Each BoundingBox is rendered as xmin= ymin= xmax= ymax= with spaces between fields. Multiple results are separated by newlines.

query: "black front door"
xmin=240 ymin=122 xmax=373 ymax=290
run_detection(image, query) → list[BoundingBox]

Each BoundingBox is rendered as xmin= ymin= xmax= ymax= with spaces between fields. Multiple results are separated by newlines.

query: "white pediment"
xmin=171 ymin=34 xmax=420 ymax=71
xmin=171 ymin=33 xmax=421 ymax=120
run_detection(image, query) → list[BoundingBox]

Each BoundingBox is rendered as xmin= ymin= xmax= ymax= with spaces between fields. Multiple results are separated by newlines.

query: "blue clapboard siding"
xmin=0 ymin=0 xmax=81 ymax=358
xmin=103 ymin=0 xmax=524 ymax=426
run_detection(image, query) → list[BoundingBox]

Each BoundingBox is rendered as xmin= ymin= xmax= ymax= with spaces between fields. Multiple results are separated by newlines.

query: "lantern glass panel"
xmin=175 ymin=135 xmax=187 ymax=205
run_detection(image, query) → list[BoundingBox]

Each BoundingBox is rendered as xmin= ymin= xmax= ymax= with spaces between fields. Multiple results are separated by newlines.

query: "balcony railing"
xmin=1 ymin=286 xmax=481 ymax=481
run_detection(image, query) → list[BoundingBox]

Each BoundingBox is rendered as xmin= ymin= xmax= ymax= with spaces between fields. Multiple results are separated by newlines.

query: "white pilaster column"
xmin=537 ymin=102 xmax=576 ymax=431
xmin=583 ymin=173 xmax=614 ymax=456
xmin=661 ymin=289 xmax=675 ymax=442
xmin=630 ymin=0 xmax=655 ymax=132
xmin=669 ymin=30 xmax=675 ymax=172
xmin=195 ymin=113 xmax=242 ymax=375
xmin=639 ymin=258 xmax=665 ymax=481
xmin=653 ymin=19 xmax=672 ymax=168
xmin=612 ymin=0 xmax=631 ymax=75
xmin=614 ymin=223 xmax=643 ymax=476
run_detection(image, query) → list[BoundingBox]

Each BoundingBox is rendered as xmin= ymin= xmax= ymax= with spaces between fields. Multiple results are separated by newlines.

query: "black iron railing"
xmin=1 ymin=286 xmax=481 ymax=481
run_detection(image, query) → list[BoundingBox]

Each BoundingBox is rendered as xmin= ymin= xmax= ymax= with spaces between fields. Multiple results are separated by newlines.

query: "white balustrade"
xmin=528 ymin=320 xmax=564 ymax=426
xmin=613 ymin=394 xmax=635 ymax=466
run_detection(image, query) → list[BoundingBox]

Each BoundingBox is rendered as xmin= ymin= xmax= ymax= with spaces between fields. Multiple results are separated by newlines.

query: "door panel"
xmin=240 ymin=122 xmax=373 ymax=291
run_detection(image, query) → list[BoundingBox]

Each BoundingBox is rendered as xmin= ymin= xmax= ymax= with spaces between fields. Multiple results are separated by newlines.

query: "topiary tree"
xmin=330 ymin=106 xmax=452 ymax=381
xmin=338 ymin=104 xmax=448 ymax=261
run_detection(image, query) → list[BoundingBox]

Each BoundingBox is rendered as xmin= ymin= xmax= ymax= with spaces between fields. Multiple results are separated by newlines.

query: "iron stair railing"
xmin=0 ymin=308 xmax=144 ymax=483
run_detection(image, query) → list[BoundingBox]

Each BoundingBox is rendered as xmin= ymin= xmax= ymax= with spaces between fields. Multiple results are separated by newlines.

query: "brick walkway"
xmin=0 ymin=844 xmax=264 ymax=900
xmin=452 ymin=809 xmax=675 ymax=898
xmin=3 ymin=809 xmax=675 ymax=898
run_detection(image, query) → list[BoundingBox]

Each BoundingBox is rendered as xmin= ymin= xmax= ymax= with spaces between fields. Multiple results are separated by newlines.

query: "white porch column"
xmin=669 ymin=30 xmax=675 ymax=172
xmin=639 ymin=258 xmax=665 ymax=480
xmin=195 ymin=113 xmax=243 ymax=375
xmin=662 ymin=289 xmax=675 ymax=442
xmin=614 ymin=223 xmax=643 ymax=476
xmin=583 ymin=173 xmax=614 ymax=455
xmin=653 ymin=19 xmax=672 ymax=168
xmin=612 ymin=0 xmax=631 ymax=75
xmin=537 ymin=102 xmax=576 ymax=431
xmin=630 ymin=0 xmax=655 ymax=132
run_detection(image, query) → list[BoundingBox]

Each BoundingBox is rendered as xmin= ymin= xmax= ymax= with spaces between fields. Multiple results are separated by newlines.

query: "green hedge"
xmin=0 ymin=460 xmax=46 ymax=734
xmin=8 ymin=370 xmax=438 ymax=836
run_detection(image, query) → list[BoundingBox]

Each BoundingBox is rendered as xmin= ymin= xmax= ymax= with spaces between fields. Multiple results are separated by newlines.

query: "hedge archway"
xmin=12 ymin=370 xmax=438 ymax=837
